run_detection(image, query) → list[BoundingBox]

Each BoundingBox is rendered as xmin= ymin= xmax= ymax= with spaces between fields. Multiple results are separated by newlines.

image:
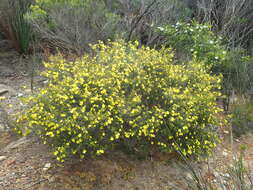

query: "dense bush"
xmin=25 ymin=0 xmax=190 ymax=53
xmin=195 ymin=0 xmax=253 ymax=49
xmin=158 ymin=21 xmax=253 ymax=110
xmin=158 ymin=21 xmax=227 ymax=68
xmin=17 ymin=41 xmax=223 ymax=162
xmin=219 ymin=49 xmax=253 ymax=110
xmin=25 ymin=0 xmax=121 ymax=53
xmin=231 ymin=100 xmax=253 ymax=137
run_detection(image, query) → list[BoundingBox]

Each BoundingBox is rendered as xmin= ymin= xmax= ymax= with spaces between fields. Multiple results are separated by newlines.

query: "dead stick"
xmin=21 ymin=178 xmax=48 ymax=190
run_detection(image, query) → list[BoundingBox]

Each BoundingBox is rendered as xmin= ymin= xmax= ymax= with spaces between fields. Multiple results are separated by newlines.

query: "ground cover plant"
xmin=16 ymin=40 xmax=224 ymax=162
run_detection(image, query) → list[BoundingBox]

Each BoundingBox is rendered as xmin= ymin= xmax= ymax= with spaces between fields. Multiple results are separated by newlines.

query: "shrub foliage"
xmin=231 ymin=100 xmax=253 ymax=137
xmin=25 ymin=0 xmax=190 ymax=52
xmin=17 ymin=41 xmax=223 ymax=161
xmin=158 ymin=21 xmax=227 ymax=68
xmin=158 ymin=21 xmax=253 ymax=110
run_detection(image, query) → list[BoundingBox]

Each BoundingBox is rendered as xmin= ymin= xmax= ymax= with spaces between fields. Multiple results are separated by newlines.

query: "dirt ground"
xmin=0 ymin=40 xmax=253 ymax=190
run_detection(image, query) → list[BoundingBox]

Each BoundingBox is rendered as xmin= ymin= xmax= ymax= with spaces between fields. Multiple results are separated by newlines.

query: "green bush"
xmin=221 ymin=49 xmax=252 ymax=95
xmin=194 ymin=0 xmax=253 ymax=50
xmin=219 ymin=49 xmax=253 ymax=110
xmin=231 ymin=100 xmax=253 ymax=137
xmin=25 ymin=0 xmax=121 ymax=53
xmin=157 ymin=21 xmax=253 ymax=111
xmin=158 ymin=21 xmax=227 ymax=68
xmin=25 ymin=0 xmax=191 ymax=52
xmin=17 ymin=40 xmax=223 ymax=162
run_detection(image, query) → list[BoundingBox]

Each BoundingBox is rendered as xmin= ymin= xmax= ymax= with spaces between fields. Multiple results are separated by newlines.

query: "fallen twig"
xmin=20 ymin=178 xmax=48 ymax=190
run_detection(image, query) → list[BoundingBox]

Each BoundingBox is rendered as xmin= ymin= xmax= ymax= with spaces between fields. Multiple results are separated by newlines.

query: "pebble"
xmin=0 ymin=84 xmax=15 ymax=96
xmin=43 ymin=163 xmax=51 ymax=171
xmin=0 ymin=89 xmax=8 ymax=96
xmin=0 ymin=156 xmax=7 ymax=161
xmin=222 ymin=151 xmax=228 ymax=157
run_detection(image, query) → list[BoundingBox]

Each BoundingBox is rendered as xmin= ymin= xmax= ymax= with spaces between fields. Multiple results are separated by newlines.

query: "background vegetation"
xmin=0 ymin=0 xmax=33 ymax=53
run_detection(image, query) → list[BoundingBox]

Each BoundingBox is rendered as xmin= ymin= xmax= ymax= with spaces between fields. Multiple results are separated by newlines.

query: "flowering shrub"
xmin=17 ymin=41 xmax=223 ymax=161
xmin=157 ymin=21 xmax=250 ymax=111
xmin=158 ymin=21 xmax=227 ymax=69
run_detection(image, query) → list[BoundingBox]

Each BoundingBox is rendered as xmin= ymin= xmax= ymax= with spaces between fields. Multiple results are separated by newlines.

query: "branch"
xmin=21 ymin=179 xmax=48 ymax=190
xmin=127 ymin=0 xmax=157 ymax=41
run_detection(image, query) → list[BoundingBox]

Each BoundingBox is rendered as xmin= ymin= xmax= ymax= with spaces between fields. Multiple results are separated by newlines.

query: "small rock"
xmin=213 ymin=171 xmax=219 ymax=177
xmin=0 ymin=89 xmax=8 ymax=96
xmin=0 ymin=84 xmax=15 ymax=96
xmin=0 ymin=156 xmax=7 ymax=161
xmin=222 ymin=151 xmax=228 ymax=157
xmin=185 ymin=172 xmax=193 ymax=179
xmin=43 ymin=163 xmax=51 ymax=171
xmin=17 ymin=92 xmax=24 ymax=97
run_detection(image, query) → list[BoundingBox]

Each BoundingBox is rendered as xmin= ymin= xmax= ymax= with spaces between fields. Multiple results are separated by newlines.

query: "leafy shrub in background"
xmin=158 ymin=21 xmax=227 ymax=69
xmin=17 ymin=41 xmax=223 ymax=162
xmin=231 ymin=100 xmax=253 ymax=137
xmin=0 ymin=0 xmax=32 ymax=54
xmin=116 ymin=0 xmax=191 ymax=44
xmin=158 ymin=21 xmax=253 ymax=111
xmin=222 ymin=49 xmax=252 ymax=95
xmin=25 ymin=0 xmax=191 ymax=53
xmin=219 ymin=49 xmax=253 ymax=110
xmin=195 ymin=0 xmax=253 ymax=50
xmin=25 ymin=0 xmax=122 ymax=53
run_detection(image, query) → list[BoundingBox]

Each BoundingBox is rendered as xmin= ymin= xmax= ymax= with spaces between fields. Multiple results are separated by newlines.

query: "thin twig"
xmin=21 ymin=178 xmax=48 ymax=190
